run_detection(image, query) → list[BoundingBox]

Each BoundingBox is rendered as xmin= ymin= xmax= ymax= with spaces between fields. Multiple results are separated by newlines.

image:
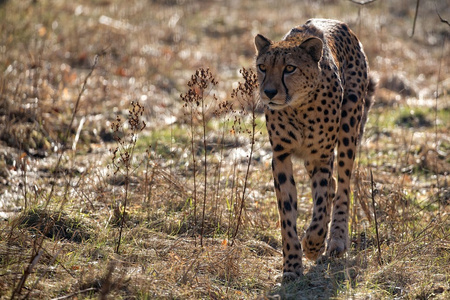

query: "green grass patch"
xmin=370 ymin=106 xmax=449 ymax=130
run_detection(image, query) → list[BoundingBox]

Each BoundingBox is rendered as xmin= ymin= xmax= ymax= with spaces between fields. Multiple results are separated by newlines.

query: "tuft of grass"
xmin=14 ymin=208 xmax=91 ymax=243
xmin=395 ymin=108 xmax=433 ymax=128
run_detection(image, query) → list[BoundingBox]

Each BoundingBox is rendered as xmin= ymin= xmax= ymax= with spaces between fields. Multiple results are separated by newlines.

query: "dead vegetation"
xmin=0 ymin=0 xmax=449 ymax=299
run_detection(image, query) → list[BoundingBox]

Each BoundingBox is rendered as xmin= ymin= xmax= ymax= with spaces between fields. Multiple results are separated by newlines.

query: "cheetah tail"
xmin=358 ymin=75 xmax=377 ymax=144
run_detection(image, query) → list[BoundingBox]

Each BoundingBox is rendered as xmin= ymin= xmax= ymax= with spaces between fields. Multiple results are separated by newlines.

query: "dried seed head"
xmin=181 ymin=67 xmax=219 ymax=107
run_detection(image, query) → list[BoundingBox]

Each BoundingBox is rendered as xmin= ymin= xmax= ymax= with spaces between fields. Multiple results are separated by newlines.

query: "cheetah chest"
xmin=265 ymin=93 xmax=341 ymax=162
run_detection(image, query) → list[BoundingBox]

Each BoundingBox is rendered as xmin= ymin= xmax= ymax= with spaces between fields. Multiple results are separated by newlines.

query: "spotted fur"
xmin=255 ymin=19 xmax=375 ymax=278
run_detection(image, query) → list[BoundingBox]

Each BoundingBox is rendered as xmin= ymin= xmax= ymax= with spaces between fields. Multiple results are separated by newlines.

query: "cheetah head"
xmin=255 ymin=34 xmax=323 ymax=110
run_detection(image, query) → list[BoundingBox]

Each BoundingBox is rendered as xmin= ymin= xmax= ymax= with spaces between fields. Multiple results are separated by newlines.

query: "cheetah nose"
xmin=264 ymin=89 xmax=278 ymax=99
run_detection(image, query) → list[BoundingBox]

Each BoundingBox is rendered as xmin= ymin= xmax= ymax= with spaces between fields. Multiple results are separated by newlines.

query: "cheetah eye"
xmin=258 ymin=64 xmax=267 ymax=72
xmin=284 ymin=65 xmax=296 ymax=74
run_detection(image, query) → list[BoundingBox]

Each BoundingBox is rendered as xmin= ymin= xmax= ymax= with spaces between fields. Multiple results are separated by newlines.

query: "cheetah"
xmin=255 ymin=19 xmax=376 ymax=278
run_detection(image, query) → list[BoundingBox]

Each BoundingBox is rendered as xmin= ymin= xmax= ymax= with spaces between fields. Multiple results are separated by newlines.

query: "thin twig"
xmin=50 ymin=288 xmax=98 ymax=300
xmin=230 ymin=68 xmax=258 ymax=245
xmin=115 ymin=163 xmax=129 ymax=254
xmin=145 ymin=146 xmax=157 ymax=219
xmin=41 ymin=246 xmax=76 ymax=279
xmin=410 ymin=0 xmax=420 ymax=37
xmin=45 ymin=54 xmax=100 ymax=209
xmin=232 ymin=109 xmax=256 ymax=245
xmin=114 ymin=101 xmax=145 ymax=254
xmin=99 ymin=261 xmax=116 ymax=300
xmin=21 ymin=154 xmax=28 ymax=210
xmin=190 ymin=104 xmax=198 ymax=245
xmin=349 ymin=0 xmax=377 ymax=34
xmin=227 ymin=156 xmax=238 ymax=241
xmin=178 ymin=249 xmax=202 ymax=284
xmin=394 ymin=218 xmax=437 ymax=260
xmin=370 ymin=169 xmax=382 ymax=265
xmin=10 ymin=249 xmax=44 ymax=299
xmin=200 ymin=88 xmax=207 ymax=247
xmin=181 ymin=68 xmax=218 ymax=246
xmin=434 ymin=15 xmax=446 ymax=222
xmin=436 ymin=10 xmax=450 ymax=27
xmin=25 ymin=247 xmax=64 ymax=299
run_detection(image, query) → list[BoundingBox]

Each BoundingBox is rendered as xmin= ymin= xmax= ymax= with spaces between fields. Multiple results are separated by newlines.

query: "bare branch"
xmin=411 ymin=0 xmax=420 ymax=37
xmin=51 ymin=288 xmax=98 ymax=300
xmin=437 ymin=11 xmax=450 ymax=27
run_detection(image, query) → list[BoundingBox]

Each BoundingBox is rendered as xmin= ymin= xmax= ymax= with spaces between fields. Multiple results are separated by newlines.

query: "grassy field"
xmin=0 ymin=0 xmax=449 ymax=299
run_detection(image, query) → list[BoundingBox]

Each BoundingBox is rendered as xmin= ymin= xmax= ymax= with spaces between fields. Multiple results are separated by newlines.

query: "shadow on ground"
xmin=268 ymin=255 xmax=362 ymax=299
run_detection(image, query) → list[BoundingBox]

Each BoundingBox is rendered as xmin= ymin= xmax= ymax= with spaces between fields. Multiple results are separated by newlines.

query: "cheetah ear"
xmin=255 ymin=34 xmax=272 ymax=54
xmin=300 ymin=37 xmax=323 ymax=62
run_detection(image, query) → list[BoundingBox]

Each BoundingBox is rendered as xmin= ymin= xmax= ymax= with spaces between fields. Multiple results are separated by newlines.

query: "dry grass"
xmin=0 ymin=0 xmax=449 ymax=299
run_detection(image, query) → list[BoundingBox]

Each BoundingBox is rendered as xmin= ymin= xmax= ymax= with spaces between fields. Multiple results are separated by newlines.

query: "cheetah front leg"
xmin=301 ymin=158 xmax=335 ymax=260
xmin=271 ymin=155 xmax=303 ymax=278
xmin=327 ymin=95 xmax=363 ymax=257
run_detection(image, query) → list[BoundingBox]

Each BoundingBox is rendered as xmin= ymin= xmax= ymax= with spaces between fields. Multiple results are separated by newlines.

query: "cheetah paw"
xmin=301 ymin=236 xmax=325 ymax=261
xmin=326 ymin=238 xmax=348 ymax=257
xmin=276 ymin=271 xmax=302 ymax=283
